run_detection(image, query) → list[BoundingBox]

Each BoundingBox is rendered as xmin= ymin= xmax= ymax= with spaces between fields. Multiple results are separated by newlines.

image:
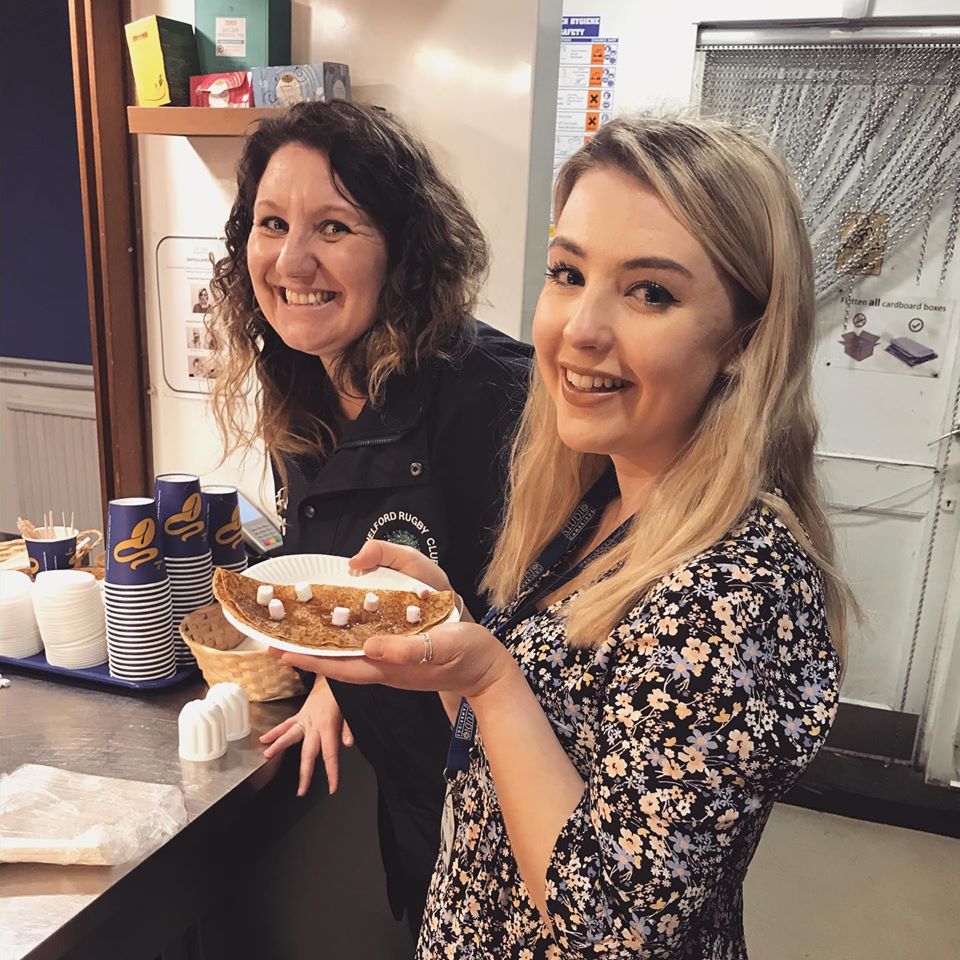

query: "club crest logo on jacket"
xmin=366 ymin=510 xmax=438 ymax=561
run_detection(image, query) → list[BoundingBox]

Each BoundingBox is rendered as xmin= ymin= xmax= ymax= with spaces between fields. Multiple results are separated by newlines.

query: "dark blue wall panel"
xmin=1 ymin=0 xmax=92 ymax=365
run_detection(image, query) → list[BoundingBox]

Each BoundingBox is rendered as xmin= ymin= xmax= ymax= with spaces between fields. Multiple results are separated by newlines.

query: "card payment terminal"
xmin=237 ymin=491 xmax=284 ymax=558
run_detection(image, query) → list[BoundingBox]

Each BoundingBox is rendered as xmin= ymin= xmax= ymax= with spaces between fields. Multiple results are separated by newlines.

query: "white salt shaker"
xmin=205 ymin=682 xmax=250 ymax=740
xmin=178 ymin=699 xmax=227 ymax=761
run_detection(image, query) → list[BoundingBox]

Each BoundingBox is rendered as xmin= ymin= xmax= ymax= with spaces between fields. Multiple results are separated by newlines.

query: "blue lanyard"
xmin=445 ymin=469 xmax=622 ymax=777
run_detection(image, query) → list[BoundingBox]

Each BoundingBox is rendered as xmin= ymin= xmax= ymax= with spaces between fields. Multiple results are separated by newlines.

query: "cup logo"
xmin=164 ymin=492 xmax=205 ymax=542
xmin=29 ymin=555 xmax=40 ymax=576
xmin=114 ymin=518 xmax=160 ymax=569
xmin=215 ymin=505 xmax=243 ymax=549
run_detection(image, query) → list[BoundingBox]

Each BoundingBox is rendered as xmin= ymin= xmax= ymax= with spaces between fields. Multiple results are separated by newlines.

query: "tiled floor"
xmin=745 ymin=803 xmax=960 ymax=959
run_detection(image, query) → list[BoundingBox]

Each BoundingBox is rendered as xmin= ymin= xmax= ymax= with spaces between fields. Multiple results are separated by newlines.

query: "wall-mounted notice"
xmin=831 ymin=294 xmax=954 ymax=379
xmin=553 ymin=15 xmax=618 ymax=182
xmin=156 ymin=236 xmax=226 ymax=394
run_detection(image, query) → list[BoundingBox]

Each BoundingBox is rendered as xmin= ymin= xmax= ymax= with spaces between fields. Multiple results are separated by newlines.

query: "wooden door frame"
xmin=68 ymin=0 xmax=152 ymax=511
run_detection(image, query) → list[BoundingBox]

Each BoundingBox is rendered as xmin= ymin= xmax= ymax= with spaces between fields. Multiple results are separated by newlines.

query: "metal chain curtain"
xmin=698 ymin=43 xmax=960 ymax=303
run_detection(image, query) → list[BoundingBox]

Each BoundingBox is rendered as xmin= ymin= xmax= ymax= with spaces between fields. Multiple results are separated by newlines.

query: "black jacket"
xmin=275 ymin=321 xmax=531 ymax=933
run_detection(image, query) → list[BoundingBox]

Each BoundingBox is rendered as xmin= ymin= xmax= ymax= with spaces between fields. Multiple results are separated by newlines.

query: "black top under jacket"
xmin=273 ymin=320 xmax=532 ymax=935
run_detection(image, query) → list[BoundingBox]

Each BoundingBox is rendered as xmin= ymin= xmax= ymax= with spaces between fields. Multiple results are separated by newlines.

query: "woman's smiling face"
xmin=533 ymin=166 xmax=739 ymax=478
xmin=246 ymin=143 xmax=388 ymax=367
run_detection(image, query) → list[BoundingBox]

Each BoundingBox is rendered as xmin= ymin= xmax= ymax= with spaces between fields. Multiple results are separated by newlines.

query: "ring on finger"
xmin=419 ymin=631 xmax=433 ymax=664
xmin=293 ymin=720 xmax=306 ymax=737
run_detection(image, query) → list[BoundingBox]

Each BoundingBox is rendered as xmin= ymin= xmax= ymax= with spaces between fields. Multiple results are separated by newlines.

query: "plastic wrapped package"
xmin=0 ymin=764 xmax=188 ymax=865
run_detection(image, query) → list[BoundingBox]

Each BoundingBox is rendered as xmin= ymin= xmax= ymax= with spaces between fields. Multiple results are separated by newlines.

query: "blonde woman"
xmin=278 ymin=115 xmax=848 ymax=958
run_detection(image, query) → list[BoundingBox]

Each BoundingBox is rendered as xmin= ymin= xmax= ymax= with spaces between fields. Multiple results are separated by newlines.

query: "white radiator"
xmin=8 ymin=401 xmax=102 ymax=531
xmin=0 ymin=359 xmax=103 ymax=535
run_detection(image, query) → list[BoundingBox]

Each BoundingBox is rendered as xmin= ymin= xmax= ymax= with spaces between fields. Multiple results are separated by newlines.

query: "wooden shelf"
xmin=126 ymin=106 xmax=283 ymax=137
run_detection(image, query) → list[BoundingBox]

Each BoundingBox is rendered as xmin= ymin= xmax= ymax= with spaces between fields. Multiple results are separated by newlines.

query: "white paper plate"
xmin=218 ymin=553 xmax=459 ymax=658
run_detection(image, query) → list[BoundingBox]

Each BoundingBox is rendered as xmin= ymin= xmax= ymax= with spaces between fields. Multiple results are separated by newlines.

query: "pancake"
xmin=212 ymin=567 xmax=454 ymax=651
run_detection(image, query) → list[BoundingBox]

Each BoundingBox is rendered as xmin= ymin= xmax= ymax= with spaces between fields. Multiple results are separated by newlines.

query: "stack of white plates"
xmin=0 ymin=570 xmax=42 ymax=658
xmin=166 ymin=551 xmax=214 ymax=666
xmin=32 ymin=570 xmax=107 ymax=669
xmin=104 ymin=579 xmax=176 ymax=681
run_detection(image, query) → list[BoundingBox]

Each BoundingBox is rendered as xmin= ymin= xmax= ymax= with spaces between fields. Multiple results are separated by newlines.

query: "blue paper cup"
xmin=155 ymin=474 xmax=209 ymax=559
xmin=202 ymin=485 xmax=246 ymax=566
xmin=24 ymin=527 xmax=76 ymax=575
xmin=106 ymin=498 xmax=166 ymax=586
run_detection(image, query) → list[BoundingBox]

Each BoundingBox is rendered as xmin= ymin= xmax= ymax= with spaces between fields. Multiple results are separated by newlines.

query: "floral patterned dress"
xmin=416 ymin=501 xmax=841 ymax=959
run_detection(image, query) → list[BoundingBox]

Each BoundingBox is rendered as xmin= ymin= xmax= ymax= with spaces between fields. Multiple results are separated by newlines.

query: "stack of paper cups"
xmin=202 ymin=485 xmax=247 ymax=573
xmin=156 ymin=474 xmax=214 ymax=666
xmin=104 ymin=497 xmax=175 ymax=681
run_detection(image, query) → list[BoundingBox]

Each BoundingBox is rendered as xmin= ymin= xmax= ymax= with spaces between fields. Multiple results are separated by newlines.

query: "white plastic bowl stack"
xmin=32 ymin=570 xmax=107 ymax=669
xmin=0 ymin=570 xmax=42 ymax=658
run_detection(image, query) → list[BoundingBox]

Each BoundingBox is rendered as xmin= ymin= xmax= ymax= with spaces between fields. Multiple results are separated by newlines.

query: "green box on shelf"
xmin=195 ymin=0 xmax=291 ymax=73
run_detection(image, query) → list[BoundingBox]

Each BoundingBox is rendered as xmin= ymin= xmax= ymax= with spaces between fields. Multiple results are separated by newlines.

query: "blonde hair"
xmin=483 ymin=115 xmax=854 ymax=659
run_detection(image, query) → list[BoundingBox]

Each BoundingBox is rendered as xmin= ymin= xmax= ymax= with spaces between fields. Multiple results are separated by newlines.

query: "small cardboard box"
xmin=190 ymin=71 xmax=253 ymax=107
xmin=839 ymin=330 xmax=880 ymax=362
xmin=251 ymin=63 xmax=351 ymax=107
xmin=195 ymin=0 xmax=291 ymax=73
xmin=125 ymin=16 xmax=201 ymax=107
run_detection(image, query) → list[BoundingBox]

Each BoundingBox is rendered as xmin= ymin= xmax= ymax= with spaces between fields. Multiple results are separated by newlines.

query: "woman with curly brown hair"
xmin=208 ymin=100 xmax=531 ymax=937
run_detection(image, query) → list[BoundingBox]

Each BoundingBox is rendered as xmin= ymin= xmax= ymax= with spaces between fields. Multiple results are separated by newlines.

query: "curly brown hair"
xmin=208 ymin=100 xmax=489 ymax=473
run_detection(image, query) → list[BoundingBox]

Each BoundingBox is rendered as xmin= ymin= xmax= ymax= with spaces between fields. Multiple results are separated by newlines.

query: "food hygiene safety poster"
xmin=157 ymin=236 xmax=225 ymax=394
xmin=829 ymin=294 xmax=955 ymax=379
xmin=554 ymin=16 xmax=618 ymax=181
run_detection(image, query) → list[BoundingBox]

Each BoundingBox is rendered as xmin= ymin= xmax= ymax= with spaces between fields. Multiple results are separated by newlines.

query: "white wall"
xmin=131 ymin=0 xmax=554 ymax=515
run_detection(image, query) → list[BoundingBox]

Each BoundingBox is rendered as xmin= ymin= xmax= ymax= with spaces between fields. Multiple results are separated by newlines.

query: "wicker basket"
xmin=179 ymin=604 xmax=305 ymax=702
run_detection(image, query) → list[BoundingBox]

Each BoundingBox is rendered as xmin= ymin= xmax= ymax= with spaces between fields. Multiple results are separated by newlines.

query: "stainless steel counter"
xmin=0 ymin=671 xmax=305 ymax=960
